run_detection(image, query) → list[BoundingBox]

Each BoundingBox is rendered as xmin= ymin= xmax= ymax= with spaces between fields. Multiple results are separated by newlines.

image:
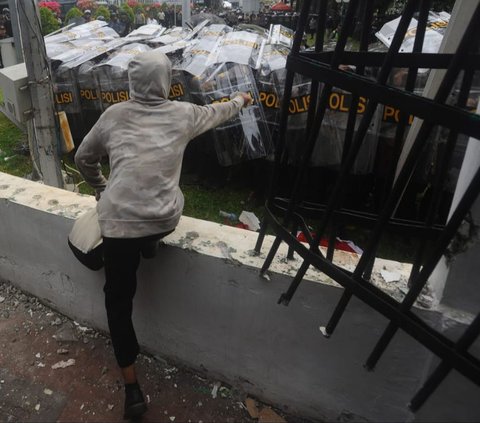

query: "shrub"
xmin=133 ymin=5 xmax=145 ymax=14
xmin=39 ymin=7 xmax=60 ymax=35
xmin=120 ymin=4 xmax=134 ymax=23
xmin=65 ymin=6 xmax=83 ymax=22
xmin=94 ymin=5 xmax=110 ymax=21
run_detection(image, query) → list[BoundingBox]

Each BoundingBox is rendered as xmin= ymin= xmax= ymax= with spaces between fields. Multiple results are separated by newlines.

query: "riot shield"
xmin=205 ymin=30 xmax=266 ymax=69
xmin=93 ymin=43 xmax=152 ymax=111
xmin=192 ymin=63 xmax=272 ymax=166
xmin=46 ymin=20 xmax=118 ymax=44
xmin=77 ymin=61 xmax=103 ymax=136
xmin=52 ymin=64 xmax=85 ymax=145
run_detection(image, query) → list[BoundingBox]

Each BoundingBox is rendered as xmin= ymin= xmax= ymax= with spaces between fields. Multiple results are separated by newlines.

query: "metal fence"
xmin=255 ymin=0 xmax=480 ymax=411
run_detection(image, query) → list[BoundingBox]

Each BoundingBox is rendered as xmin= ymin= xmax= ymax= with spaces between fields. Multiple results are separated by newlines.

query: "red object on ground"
xmin=296 ymin=232 xmax=363 ymax=254
xmin=271 ymin=2 xmax=293 ymax=12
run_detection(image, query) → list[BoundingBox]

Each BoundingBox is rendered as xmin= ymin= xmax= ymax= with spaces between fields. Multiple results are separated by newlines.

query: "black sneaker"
xmin=124 ymin=383 xmax=148 ymax=420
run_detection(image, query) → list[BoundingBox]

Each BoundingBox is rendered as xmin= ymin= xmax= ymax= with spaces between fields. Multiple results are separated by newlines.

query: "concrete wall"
xmin=0 ymin=172 xmax=479 ymax=422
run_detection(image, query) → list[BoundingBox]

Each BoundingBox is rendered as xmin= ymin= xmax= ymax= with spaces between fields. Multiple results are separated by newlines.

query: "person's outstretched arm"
xmin=189 ymin=93 xmax=252 ymax=139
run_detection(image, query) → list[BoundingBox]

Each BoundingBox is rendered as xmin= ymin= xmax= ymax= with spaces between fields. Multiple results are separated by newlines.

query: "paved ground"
xmin=0 ymin=279 xmax=314 ymax=423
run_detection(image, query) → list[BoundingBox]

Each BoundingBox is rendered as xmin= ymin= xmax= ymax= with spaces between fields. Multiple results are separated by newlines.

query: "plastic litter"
xmin=219 ymin=210 xmax=238 ymax=221
xmin=239 ymin=210 xmax=260 ymax=231
xmin=211 ymin=381 xmax=221 ymax=399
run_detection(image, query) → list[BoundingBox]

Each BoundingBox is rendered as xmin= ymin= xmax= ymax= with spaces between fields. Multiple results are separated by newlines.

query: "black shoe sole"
xmin=124 ymin=402 xmax=148 ymax=420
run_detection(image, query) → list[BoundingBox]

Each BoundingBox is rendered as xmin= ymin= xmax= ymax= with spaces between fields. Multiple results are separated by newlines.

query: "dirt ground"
xmin=0 ymin=279 xmax=316 ymax=423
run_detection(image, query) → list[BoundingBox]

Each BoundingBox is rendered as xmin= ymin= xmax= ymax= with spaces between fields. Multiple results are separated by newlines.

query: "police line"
xmin=48 ymin=20 xmax=418 ymax=170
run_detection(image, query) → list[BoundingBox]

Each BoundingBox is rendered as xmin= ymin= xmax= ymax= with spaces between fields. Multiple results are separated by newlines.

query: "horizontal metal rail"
xmin=287 ymin=55 xmax=480 ymax=140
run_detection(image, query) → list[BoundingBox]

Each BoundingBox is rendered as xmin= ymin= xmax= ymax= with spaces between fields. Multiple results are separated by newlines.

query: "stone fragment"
xmin=51 ymin=318 xmax=62 ymax=326
xmin=245 ymin=398 xmax=259 ymax=419
xmin=51 ymin=359 xmax=76 ymax=369
xmin=53 ymin=324 xmax=77 ymax=342
xmin=258 ymin=407 xmax=286 ymax=423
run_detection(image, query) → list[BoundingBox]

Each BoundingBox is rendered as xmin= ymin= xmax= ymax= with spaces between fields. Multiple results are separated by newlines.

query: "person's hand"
xmin=238 ymin=92 xmax=253 ymax=107
xmin=230 ymin=91 xmax=253 ymax=107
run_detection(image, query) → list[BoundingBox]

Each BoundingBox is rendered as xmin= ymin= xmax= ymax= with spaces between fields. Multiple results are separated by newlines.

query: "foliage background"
xmin=39 ymin=6 xmax=60 ymax=35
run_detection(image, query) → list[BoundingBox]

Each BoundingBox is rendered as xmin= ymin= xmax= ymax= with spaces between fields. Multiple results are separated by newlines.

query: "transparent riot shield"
xmin=205 ymin=30 xmax=265 ymax=69
xmin=192 ymin=63 xmax=273 ymax=166
xmin=93 ymin=43 xmax=151 ymax=111
xmin=255 ymin=44 xmax=290 ymax=149
xmin=311 ymin=87 xmax=381 ymax=175
xmin=45 ymin=20 xmax=118 ymax=44
xmin=181 ymin=38 xmax=219 ymax=77
xmin=52 ymin=65 xmax=85 ymax=145
xmin=196 ymin=24 xmax=232 ymax=40
xmin=168 ymin=69 xmax=189 ymax=103
xmin=180 ymin=24 xmax=232 ymax=77
xmin=149 ymin=27 xmax=191 ymax=46
xmin=77 ymin=61 xmax=103 ymax=135
xmin=268 ymin=68 xmax=312 ymax=165
xmin=267 ymin=24 xmax=294 ymax=48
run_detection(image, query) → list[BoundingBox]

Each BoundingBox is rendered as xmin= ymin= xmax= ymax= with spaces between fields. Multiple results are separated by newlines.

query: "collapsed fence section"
xmin=255 ymin=0 xmax=480 ymax=411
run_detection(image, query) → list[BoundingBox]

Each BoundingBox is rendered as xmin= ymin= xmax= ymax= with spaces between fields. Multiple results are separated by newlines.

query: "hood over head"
xmin=128 ymin=50 xmax=171 ymax=104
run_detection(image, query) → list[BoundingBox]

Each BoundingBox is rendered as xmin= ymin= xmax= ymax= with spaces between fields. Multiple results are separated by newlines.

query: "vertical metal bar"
xmin=362 ymin=255 xmax=375 ymax=281
xmin=254 ymin=0 xmax=312 ymax=257
xmin=254 ymin=216 xmax=268 ymax=254
xmin=254 ymin=0 xmax=312 ymax=255
xmin=289 ymin=0 xmax=327 ymax=263
xmin=304 ymin=0 xmax=328 ymax=139
xmin=409 ymin=313 xmax=480 ymax=411
xmin=315 ymin=0 xmax=327 ymax=51
xmin=383 ymin=0 xmax=431 ymax=204
xmin=287 ymin=222 xmax=299 ymax=260
xmin=326 ymin=223 xmax=336 ymax=261
xmin=330 ymin=0 xmax=374 ymax=265
xmin=341 ymin=0 xmax=374 ymax=162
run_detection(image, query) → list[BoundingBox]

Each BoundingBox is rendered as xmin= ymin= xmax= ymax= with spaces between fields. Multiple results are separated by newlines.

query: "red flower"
xmin=38 ymin=1 xmax=61 ymax=14
xmin=76 ymin=0 xmax=97 ymax=11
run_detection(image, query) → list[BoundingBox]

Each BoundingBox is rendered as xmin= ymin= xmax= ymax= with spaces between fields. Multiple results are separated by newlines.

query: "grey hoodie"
xmin=75 ymin=50 xmax=244 ymax=238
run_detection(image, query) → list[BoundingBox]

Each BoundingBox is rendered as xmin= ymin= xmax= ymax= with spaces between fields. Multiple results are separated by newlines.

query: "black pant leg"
xmin=103 ymin=237 xmax=142 ymax=368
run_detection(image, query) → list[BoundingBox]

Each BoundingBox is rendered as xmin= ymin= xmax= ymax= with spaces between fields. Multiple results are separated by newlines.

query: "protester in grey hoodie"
xmin=75 ymin=50 xmax=251 ymax=420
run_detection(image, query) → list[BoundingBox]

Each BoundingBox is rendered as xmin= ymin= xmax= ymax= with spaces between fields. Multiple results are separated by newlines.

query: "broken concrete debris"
xmin=245 ymin=397 xmax=259 ymax=419
xmin=244 ymin=398 xmax=287 ymax=423
xmin=0 ymin=279 xmax=302 ymax=422
xmin=51 ymin=358 xmax=76 ymax=369
xmin=258 ymin=407 xmax=287 ymax=423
